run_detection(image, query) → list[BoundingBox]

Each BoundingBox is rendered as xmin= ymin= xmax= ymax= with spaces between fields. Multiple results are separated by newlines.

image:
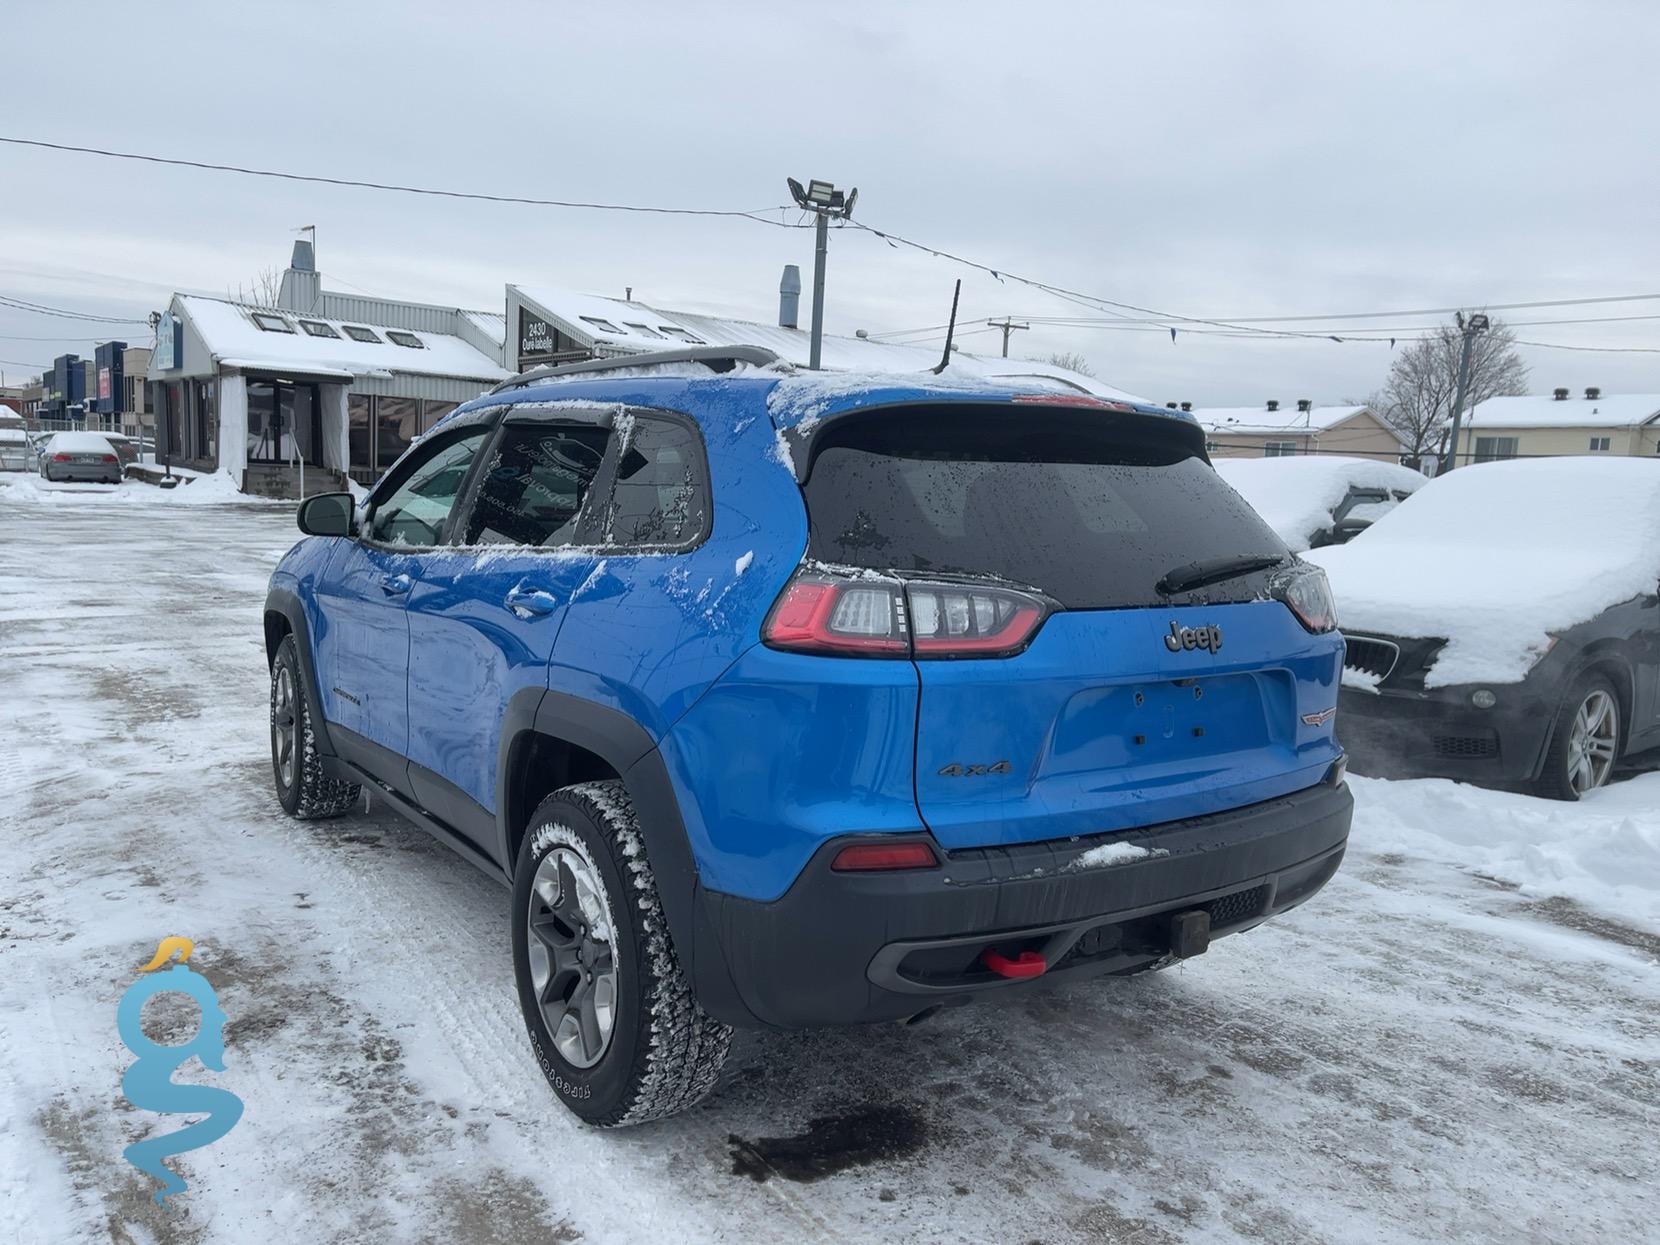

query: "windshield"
xmin=801 ymin=405 xmax=1288 ymax=609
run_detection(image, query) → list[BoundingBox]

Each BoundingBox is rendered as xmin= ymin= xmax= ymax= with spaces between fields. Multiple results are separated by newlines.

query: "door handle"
xmin=504 ymin=584 xmax=560 ymax=619
xmin=380 ymin=572 xmax=413 ymax=596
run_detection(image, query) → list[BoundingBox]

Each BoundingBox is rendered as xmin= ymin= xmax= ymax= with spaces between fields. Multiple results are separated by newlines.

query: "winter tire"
xmin=1536 ymin=672 xmax=1621 ymax=801
xmin=270 ymin=633 xmax=360 ymax=819
xmin=512 ymin=780 xmax=731 ymax=1126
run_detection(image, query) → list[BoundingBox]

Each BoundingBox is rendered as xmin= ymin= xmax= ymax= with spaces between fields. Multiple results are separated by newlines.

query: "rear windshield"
xmin=801 ymin=405 xmax=1288 ymax=610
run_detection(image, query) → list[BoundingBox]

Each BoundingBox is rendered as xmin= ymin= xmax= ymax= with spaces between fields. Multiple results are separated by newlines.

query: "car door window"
xmin=369 ymin=430 xmax=488 ymax=547
xmin=460 ymin=423 xmax=611 ymax=547
xmin=599 ymin=417 xmax=710 ymax=548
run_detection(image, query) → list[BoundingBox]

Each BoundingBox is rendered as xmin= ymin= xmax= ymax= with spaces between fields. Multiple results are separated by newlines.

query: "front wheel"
xmin=270 ymin=633 xmax=360 ymax=818
xmin=512 ymin=781 xmax=731 ymax=1126
xmin=1536 ymin=673 xmax=1621 ymax=801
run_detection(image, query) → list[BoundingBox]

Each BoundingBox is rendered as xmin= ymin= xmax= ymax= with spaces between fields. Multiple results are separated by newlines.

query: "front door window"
xmin=248 ymin=380 xmax=323 ymax=464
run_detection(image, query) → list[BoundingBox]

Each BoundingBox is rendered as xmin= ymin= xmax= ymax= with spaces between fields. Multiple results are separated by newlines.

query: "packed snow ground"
xmin=1 ymin=477 xmax=1656 ymax=1244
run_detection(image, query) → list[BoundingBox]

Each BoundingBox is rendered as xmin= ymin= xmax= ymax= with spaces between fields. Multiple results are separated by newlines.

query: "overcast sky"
xmin=4 ymin=0 xmax=1658 ymax=404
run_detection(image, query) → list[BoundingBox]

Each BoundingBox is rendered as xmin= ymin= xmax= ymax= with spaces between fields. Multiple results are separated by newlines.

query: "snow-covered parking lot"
xmin=2 ymin=478 xmax=1656 ymax=1245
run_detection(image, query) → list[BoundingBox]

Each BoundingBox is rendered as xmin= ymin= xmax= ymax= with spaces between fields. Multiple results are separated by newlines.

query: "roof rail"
xmin=490 ymin=345 xmax=785 ymax=394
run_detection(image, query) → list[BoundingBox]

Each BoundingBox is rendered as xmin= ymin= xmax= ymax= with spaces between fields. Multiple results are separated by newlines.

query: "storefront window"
xmin=376 ymin=397 xmax=420 ymax=470
xmin=420 ymin=400 xmax=458 ymax=433
xmin=348 ymin=394 xmax=374 ymax=477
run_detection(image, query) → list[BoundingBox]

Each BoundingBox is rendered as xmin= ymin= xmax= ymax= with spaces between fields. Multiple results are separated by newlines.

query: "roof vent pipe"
xmin=1553 ymin=387 xmax=1569 ymax=400
xmin=1180 ymin=401 xmax=1192 ymax=412
xmin=779 ymin=265 xmax=802 ymax=330
xmin=1585 ymin=386 xmax=1601 ymax=400
xmin=1266 ymin=399 xmax=1280 ymax=412
xmin=1296 ymin=398 xmax=1312 ymax=413
xmin=1165 ymin=401 xmax=1178 ymax=409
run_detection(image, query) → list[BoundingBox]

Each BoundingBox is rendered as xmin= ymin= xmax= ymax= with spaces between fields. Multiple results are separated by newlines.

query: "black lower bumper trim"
xmin=693 ymin=778 xmax=1353 ymax=1029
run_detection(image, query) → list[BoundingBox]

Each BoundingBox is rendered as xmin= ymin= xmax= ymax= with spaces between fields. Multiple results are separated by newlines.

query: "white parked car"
xmin=1214 ymin=455 xmax=1424 ymax=552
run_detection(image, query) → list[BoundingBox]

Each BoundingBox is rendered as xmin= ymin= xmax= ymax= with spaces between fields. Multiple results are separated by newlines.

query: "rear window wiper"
xmin=1156 ymin=554 xmax=1285 ymax=597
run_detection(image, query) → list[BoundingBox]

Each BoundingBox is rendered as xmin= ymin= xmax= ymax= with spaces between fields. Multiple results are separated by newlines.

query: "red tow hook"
xmin=981 ymin=948 xmax=1047 ymax=979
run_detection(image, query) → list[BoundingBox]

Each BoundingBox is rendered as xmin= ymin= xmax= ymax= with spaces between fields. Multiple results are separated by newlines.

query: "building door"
xmin=247 ymin=380 xmax=322 ymax=464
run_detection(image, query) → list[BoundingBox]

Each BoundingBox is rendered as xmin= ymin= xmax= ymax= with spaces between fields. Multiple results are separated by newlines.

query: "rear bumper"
xmin=44 ymin=465 xmax=122 ymax=482
xmin=689 ymin=775 xmax=1352 ymax=1029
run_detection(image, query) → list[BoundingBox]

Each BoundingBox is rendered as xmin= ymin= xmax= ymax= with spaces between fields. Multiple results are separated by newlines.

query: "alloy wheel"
xmin=1566 ymin=688 xmax=1618 ymax=795
xmin=272 ymin=665 xmax=297 ymax=790
xmin=526 ymin=846 xmax=618 ymax=1069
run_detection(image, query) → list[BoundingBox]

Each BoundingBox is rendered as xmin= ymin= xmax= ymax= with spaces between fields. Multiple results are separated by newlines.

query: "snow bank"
xmin=1307 ymin=458 xmax=1660 ymax=686
xmin=1214 ymin=456 xmax=1424 ymax=551
xmin=0 ymin=468 xmax=286 ymax=506
xmin=1352 ymin=773 xmax=1660 ymax=929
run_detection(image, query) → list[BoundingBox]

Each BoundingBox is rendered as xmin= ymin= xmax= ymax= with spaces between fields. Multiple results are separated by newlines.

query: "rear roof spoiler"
xmin=490 ymin=346 xmax=785 ymax=394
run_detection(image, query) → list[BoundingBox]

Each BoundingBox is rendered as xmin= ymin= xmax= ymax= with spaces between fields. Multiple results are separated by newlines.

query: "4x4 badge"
xmin=938 ymin=761 xmax=1012 ymax=778
xmin=1164 ymin=621 xmax=1222 ymax=654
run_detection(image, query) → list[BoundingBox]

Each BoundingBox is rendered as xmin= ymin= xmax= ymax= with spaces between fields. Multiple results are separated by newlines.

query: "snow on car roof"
xmin=1214 ymin=456 xmax=1425 ymax=551
xmin=1306 ymin=457 xmax=1660 ymax=686
xmin=1464 ymin=393 xmax=1660 ymax=430
xmin=48 ymin=431 xmax=118 ymax=452
xmin=173 ymin=296 xmax=510 ymax=382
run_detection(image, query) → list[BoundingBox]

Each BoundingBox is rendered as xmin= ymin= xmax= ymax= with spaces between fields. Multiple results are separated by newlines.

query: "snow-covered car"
xmin=1306 ymin=458 xmax=1660 ymax=798
xmin=37 ymin=431 xmax=123 ymax=484
xmin=1214 ymin=455 xmax=1424 ymax=552
xmin=0 ymin=424 xmax=31 ymax=471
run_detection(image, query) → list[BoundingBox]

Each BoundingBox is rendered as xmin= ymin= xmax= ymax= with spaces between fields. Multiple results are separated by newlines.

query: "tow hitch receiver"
xmin=1169 ymin=909 xmax=1212 ymax=959
xmin=981 ymin=948 xmax=1047 ymax=979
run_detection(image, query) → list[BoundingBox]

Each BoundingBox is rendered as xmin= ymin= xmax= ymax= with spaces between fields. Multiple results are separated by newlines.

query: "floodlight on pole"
xmin=788 ymin=176 xmax=859 ymax=369
xmin=1442 ymin=311 xmax=1492 ymax=474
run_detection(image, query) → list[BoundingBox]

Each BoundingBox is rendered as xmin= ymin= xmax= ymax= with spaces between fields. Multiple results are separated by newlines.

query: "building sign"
xmin=155 ymin=314 xmax=182 ymax=371
xmin=99 ymin=368 xmax=112 ymax=402
xmin=518 ymin=308 xmax=557 ymax=358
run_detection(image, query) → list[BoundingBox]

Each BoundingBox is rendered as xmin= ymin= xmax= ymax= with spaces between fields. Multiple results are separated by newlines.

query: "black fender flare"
xmin=263 ymin=587 xmax=336 ymax=759
xmin=496 ymin=689 xmax=710 ymax=994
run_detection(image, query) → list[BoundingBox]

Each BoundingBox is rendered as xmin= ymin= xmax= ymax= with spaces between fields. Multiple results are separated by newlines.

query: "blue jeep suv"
xmin=264 ymin=348 xmax=1352 ymax=1126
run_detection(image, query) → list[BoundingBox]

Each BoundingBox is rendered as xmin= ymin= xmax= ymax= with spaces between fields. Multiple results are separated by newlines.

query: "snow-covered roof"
xmin=1463 ymin=393 xmax=1660 ymax=430
xmin=510 ymin=285 xmax=1143 ymax=401
xmin=1196 ymin=404 xmax=1376 ymax=436
xmin=460 ymin=309 xmax=507 ymax=348
xmin=169 ymin=296 xmax=510 ymax=382
xmin=1306 ymin=457 xmax=1660 ymax=686
xmin=1214 ymin=456 xmax=1425 ymax=552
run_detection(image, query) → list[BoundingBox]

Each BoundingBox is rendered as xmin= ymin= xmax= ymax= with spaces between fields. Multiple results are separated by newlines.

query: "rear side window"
xmin=598 ymin=417 xmax=709 ymax=548
xmin=463 ymin=424 xmax=609 ymax=547
xmin=802 ymin=405 xmax=1286 ymax=609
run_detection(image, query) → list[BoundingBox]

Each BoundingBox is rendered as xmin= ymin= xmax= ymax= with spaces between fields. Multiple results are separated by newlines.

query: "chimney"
xmin=1296 ymin=398 xmax=1312 ymax=413
xmin=1180 ymin=401 xmax=1192 ymax=413
xmin=778 ymin=265 xmax=802 ymax=330
xmin=277 ymin=237 xmax=321 ymax=313
xmin=1266 ymin=399 xmax=1280 ymax=412
xmin=1585 ymin=386 xmax=1601 ymax=400
xmin=1553 ymin=387 xmax=1569 ymax=401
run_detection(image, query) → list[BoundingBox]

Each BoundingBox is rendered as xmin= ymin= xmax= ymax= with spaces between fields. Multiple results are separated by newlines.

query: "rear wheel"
xmin=1536 ymin=673 xmax=1621 ymax=801
xmin=512 ymin=781 xmax=731 ymax=1126
xmin=270 ymin=634 xmax=360 ymax=818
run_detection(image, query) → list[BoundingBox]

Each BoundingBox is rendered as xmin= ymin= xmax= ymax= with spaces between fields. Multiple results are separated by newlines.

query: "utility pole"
xmin=787 ymin=178 xmax=858 ymax=369
xmin=1441 ymin=312 xmax=1490 ymax=474
xmin=988 ymin=319 xmax=1029 ymax=358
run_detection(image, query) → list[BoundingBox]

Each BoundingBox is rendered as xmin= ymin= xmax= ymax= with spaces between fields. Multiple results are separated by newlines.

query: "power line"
xmin=0 ymin=292 xmax=148 ymax=324
xmin=0 ymin=135 xmax=806 ymax=226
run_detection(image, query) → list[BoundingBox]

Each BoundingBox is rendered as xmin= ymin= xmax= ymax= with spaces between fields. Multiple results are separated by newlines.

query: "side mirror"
xmin=296 ymin=492 xmax=356 ymax=537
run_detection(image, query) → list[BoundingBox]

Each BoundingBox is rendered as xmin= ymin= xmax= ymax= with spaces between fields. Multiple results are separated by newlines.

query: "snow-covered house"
xmin=504 ymin=281 xmax=1135 ymax=398
xmin=1194 ymin=400 xmax=1406 ymax=461
xmin=148 ymin=241 xmax=508 ymax=495
xmin=1454 ymin=389 xmax=1660 ymax=465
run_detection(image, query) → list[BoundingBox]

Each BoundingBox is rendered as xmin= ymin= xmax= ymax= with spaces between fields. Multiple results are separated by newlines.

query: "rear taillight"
xmin=763 ymin=569 xmax=1050 ymax=659
xmin=830 ymin=840 xmax=939 ymax=871
xmin=1277 ymin=564 xmax=1338 ymax=634
xmin=52 ymin=453 xmax=71 ymax=462
xmin=101 ymin=454 xmax=118 ymax=464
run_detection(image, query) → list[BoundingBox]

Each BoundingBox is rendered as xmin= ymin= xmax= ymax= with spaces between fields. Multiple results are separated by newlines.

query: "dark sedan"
xmin=1309 ymin=457 xmax=1660 ymax=799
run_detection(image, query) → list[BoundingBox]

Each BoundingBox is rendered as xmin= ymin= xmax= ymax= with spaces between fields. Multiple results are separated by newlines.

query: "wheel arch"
xmin=1567 ymin=641 xmax=1636 ymax=745
xmin=497 ymin=690 xmax=705 ymax=972
xmin=263 ymin=587 xmax=337 ymax=759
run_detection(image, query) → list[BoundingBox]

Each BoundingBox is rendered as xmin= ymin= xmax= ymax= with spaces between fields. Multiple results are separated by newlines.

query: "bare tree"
xmin=1044 ymin=351 xmax=1096 ymax=378
xmin=229 ymin=266 xmax=282 ymax=307
xmin=1369 ymin=316 xmax=1529 ymax=468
